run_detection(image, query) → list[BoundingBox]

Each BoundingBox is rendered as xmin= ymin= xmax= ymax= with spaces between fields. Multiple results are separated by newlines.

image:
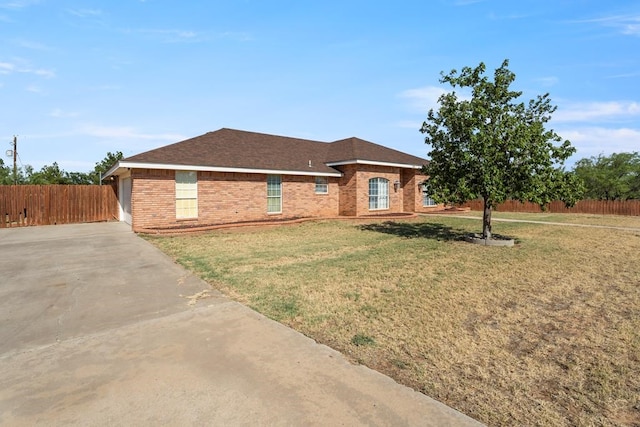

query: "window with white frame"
xmin=267 ymin=175 xmax=282 ymax=213
xmin=368 ymin=177 xmax=389 ymax=210
xmin=176 ymin=171 xmax=198 ymax=219
xmin=422 ymin=184 xmax=437 ymax=207
xmin=315 ymin=176 xmax=328 ymax=194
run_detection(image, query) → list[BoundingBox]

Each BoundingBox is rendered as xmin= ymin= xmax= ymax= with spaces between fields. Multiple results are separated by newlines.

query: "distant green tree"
xmin=66 ymin=171 xmax=94 ymax=185
xmin=420 ymin=59 xmax=583 ymax=240
xmin=2 ymin=151 xmax=124 ymax=185
xmin=0 ymin=159 xmax=12 ymax=184
xmin=574 ymin=152 xmax=640 ymax=200
xmin=27 ymin=162 xmax=72 ymax=184
xmin=90 ymin=151 xmax=123 ymax=184
xmin=0 ymin=159 xmax=27 ymax=184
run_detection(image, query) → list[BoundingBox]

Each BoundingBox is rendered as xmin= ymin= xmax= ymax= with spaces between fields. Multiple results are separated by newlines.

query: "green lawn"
xmin=144 ymin=214 xmax=640 ymax=426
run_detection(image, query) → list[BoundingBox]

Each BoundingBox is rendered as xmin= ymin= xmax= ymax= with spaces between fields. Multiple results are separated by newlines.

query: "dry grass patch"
xmin=461 ymin=210 xmax=640 ymax=228
xmin=144 ymin=216 xmax=640 ymax=426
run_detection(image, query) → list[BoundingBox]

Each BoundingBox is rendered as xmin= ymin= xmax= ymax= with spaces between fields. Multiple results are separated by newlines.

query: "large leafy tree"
xmin=573 ymin=152 xmax=640 ymax=200
xmin=420 ymin=59 xmax=582 ymax=240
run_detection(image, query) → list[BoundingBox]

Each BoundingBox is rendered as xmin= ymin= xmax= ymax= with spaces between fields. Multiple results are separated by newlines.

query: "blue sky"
xmin=1 ymin=0 xmax=639 ymax=173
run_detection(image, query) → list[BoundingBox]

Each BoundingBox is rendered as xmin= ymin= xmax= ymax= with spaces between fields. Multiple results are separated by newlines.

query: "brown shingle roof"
xmin=327 ymin=137 xmax=428 ymax=166
xmin=122 ymin=128 xmax=427 ymax=175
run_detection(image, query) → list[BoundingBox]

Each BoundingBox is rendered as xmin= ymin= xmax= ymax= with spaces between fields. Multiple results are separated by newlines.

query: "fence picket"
xmin=1 ymin=185 xmax=118 ymax=228
xmin=462 ymin=199 xmax=640 ymax=216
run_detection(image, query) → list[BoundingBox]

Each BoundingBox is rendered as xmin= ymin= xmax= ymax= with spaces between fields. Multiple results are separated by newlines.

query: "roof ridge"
xmin=215 ymin=127 xmax=329 ymax=145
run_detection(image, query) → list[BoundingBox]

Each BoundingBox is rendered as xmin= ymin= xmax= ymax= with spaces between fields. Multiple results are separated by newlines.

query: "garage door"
xmin=121 ymin=177 xmax=132 ymax=225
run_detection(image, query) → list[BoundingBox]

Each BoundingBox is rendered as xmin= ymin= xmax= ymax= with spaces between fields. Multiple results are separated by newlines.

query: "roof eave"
xmin=325 ymin=159 xmax=425 ymax=170
xmin=105 ymin=161 xmax=343 ymax=177
xmin=102 ymin=162 xmax=123 ymax=180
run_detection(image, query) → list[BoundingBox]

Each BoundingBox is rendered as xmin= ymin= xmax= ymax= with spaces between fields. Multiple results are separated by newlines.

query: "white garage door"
xmin=121 ymin=177 xmax=132 ymax=225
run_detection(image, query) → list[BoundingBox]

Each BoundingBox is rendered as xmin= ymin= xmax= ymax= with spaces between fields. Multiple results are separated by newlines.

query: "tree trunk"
xmin=482 ymin=197 xmax=492 ymax=240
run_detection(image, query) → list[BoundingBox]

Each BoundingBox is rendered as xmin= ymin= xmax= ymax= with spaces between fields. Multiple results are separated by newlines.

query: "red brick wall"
xmin=402 ymin=169 xmax=417 ymax=212
xmin=197 ymin=172 xmax=339 ymax=223
xmin=337 ymin=164 xmax=358 ymax=216
xmin=131 ymin=169 xmax=174 ymax=230
xmin=129 ymin=166 xmax=441 ymax=230
xmin=130 ymin=169 xmax=339 ymax=229
xmin=281 ymin=175 xmax=339 ymax=218
xmin=410 ymin=171 xmax=444 ymax=213
xmin=336 ymin=164 xmax=407 ymax=216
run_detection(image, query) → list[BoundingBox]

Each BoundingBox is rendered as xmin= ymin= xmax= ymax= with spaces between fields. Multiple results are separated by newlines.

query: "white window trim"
xmin=315 ymin=176 xmax=329 ymax=194
xmin=176 ymin=171 xmax=198 ymax=219
xmin=422 ymin=184 xmax=437 ymax=207
xmin=267 ymin=175 xmax=282 ymax=214
xmin=368 ymin=177 xmax=390 ymax=211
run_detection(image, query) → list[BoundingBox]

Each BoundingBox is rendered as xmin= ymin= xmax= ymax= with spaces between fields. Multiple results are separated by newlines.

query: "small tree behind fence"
xmin=1 ymin=185 xmax=119 ymax=228
xmin=462 ymin=199 xmax=640 ymax=216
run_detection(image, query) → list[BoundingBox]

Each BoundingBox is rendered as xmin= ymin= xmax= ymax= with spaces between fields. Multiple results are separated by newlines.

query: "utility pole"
xmin=12 ymin=136 xmax=17 ymax=185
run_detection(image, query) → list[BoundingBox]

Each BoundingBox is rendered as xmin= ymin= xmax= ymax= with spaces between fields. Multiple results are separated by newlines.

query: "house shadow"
xmin=359 ymin=221 xmax=468 ymax=241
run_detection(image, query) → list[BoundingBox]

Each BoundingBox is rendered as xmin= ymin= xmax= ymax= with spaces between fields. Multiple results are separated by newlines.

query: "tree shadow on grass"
xmin=359 ymin=221 xmax=469 ymax=241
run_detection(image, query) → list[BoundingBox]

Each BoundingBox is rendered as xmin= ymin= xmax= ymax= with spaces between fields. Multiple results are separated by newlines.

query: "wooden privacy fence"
xmin=1 ymin=185 xmax=119 ymax=228
xmin=462 ymin=199 xmax=640 ymax=216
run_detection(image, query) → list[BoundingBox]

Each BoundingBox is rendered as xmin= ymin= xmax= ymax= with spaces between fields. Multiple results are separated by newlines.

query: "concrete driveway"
xmin=0 ymin=222 xmax=481 ymax=426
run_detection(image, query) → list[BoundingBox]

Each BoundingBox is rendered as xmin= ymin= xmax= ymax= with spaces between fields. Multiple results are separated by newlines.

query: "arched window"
xmin=369 ymin=177 xmax=389 ymax=210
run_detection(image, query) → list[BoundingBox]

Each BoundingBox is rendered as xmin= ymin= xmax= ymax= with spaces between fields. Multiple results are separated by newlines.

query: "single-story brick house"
xmin=104 ymin=128 xmax=440 ymax=231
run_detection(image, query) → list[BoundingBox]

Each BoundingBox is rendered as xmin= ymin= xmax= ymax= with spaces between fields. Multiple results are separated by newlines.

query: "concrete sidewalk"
xmin=0 ymin=222 xmax=481 ymax=426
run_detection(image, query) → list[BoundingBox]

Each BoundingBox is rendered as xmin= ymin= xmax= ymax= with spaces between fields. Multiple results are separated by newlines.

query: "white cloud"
xmin=0 ymin=0 xmax=40 ymax=9
xmin=488 ymin=12 xmax=532 ymax=20
xmin=219 ymin=31 xmax=253 ymax=42
xmin=399 ymin=85 xmax=473 ymax=115
xmin=575 ymin=14 xmax=640 ymax=36
xmin=50 ymin=108 xmax=79 ymax=118
xmin=533 ymin=76 xmax=559 ymax=87
xmin=396 ymin=120 xmax=423 ymax=130
xmin=560 ymin=127 xmax=640 ymax=161
xmin=14 ymin=39 xmax=52 ymax=51
xmin=612 ymin=16 xmax=640 ymax=36
xmin=88 ymin=84 xmax=121 ymax=91
xmin=0 ymin=60 xmax=54 ymax=78
xmin=606 ymin=71 xmax=640 ymax=79
xmin=79 ymin=124 xmax=186 ymax=142
xmin=454 ymin=0 xmax=484 ymax=5
xmin=123 ymin=28 xmax=204 ymax=43
xmin=398 ymin=86 xmax=447 ymax=114
xmin=554 ymin=101 xmax=640 ymax=123
xmin=32 ymin=68 xmax=55 ymax=78
xmin=0 ymin=62 xmax=15 ymax=74
xmin=67 ymin=8 xmax=103 ymax=18
xmin=26 ymin=84 xmax=44 ymax=93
